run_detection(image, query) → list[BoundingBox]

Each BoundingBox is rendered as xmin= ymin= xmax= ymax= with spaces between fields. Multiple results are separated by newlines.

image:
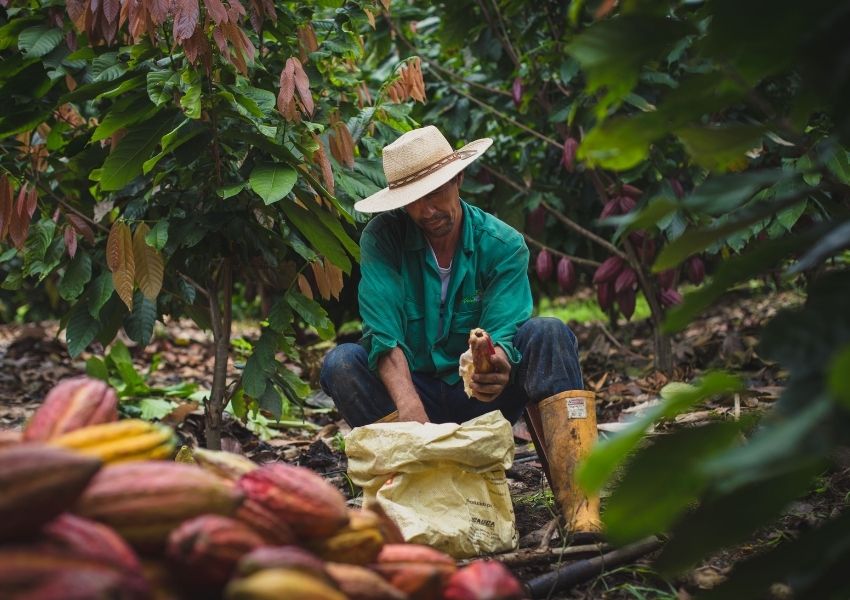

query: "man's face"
xmin=404 ymin=174 xmax=463 ymax=239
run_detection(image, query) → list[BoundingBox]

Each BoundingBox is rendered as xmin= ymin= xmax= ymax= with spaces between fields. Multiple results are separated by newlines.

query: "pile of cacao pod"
xmin=0 ymin=376 xmax=526 ymax=599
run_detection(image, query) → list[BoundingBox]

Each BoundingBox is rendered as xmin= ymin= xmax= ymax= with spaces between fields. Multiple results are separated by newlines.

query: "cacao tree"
xmin=0 ymin=0 xmax=425 ymax=448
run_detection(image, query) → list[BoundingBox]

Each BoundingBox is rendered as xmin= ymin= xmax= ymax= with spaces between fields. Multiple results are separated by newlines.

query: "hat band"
xmin=387 ymin=149 xmax=478 ymax=189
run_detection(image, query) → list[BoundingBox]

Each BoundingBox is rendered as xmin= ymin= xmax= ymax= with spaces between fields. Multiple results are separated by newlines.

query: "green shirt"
xmin=359 ymin=200 xmax=533 ymax=384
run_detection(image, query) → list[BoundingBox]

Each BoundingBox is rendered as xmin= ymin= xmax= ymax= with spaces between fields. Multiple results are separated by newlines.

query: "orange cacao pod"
xmin=237 ymin=463 xmax=349 ymax=540
xmin=326 ymin=562 xmax=407 ymax=600
xmin=469 ymin=328 xmax=495 ymax=374
xmin=373 ymin=562 xmax=448 ymax=600
xmin=443 ymin=560 xmax=524 ymax=600
xmin=166 ymin=515 xmax=266 ymax=588
xmin=0 ymin=445 xmax=101 ymax=541
xmin=237 ymin=545 xmax=329 ymax=580
xmin=0 ymin=548 xmax=149 ymax=599
xmin=74 ymin=461 xmax=244 ymax=553
xmin=311 ymin=507 xmax=386 ymax=565
xmin=24 ymin=376 xmax=118 ymax=442
xmin=377 ymin=543 xmax=456 ymax=568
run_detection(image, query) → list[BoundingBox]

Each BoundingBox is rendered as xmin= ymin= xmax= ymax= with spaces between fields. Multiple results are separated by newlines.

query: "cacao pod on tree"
xmin=596 ymin=282 xmax=614 ymax=311
xmin=562 ymin=136 xmax=579 ymax=172
xmin=617 ymin=195 xmax=636 ymax=213
xmin=669 ymin=178 xmax=685 ymax=199
xmin=599 ymin=199 xmax=620 ymax=219
xmin=657 ymin=269 xmax=677 ymax=290
xmin=620 ymin=184 xmax=643 ymax=200
xmin=614 ymin=267 xmax=637 ymax=294
xmin=660 ymin=288 xmax=683 ymax=308
xmin=592 ymin=256 xmax=624 ymax=284
xmin=511 ymin=77 xmax=522 ymax=107
xmin=535 ymin=250 xmax=553 ymax=281
xmin=687 ymin=256 xmax=705 ymax=284
xmin=556 ymin=257 xmax=577 ymax=293
xmin=617 ymin=288 xmax=637 ymax=320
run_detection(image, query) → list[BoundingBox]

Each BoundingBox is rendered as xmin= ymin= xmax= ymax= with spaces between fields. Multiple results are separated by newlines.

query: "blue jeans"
xmin=320 ymin=317 xmax=584 ymax=427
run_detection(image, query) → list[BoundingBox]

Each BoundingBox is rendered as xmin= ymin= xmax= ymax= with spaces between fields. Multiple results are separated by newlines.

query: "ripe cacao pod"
xmin=372 ymin=563 xmax=448 ymax=600
xmin=377 ymin=543 xmax=456 ymax=567
xmin=364 ymin=499 xmax=405 ymax=544
xmin=0 ymin=445 xmax=101 ymax=541
xmin=0 ymin=549 xmax=149 ymax=600
xmin=592 ymin=256 xmax=624 ymax=284
xmin=311 ymin=507 xmax=385 ymax=565
xmin=74 ymin=461 xmax=244 ymax=552
xmin=617 ymin=288 xmax=637 ymax=320
xmin=193 ymin=446 xmax=258 ymax=481
xmin=166 ymin=515 xmax=265 ymax=588
xmin=660 ymin=288 xmax=683 ymax=308
xmin=237 ymin=545 xmax=329 ymax=580
xmin=614 ymin=267 xmax=637 ymax=294
xmin=226 ymin=568 xmax=346 ymax=600
xmin=236 ymin=497 xmax=298 ymax=545
xmin=443 ymin=560 xmax=525 ymax=600
xmin=535 ymin=249 xmax=553 ymax=281
xmin=617 ymin=195 xmax=636 ymax=213
xmin=42 ymin=513 xmax=143 ymax=577
xmin=326 ymin=562 xmax=407 ymax=600
xmin=237 ymin=463 xmax=349 ymax=541
xmin=620 ymin=184 xmax=643 ymax=200
xmin=556 ymin=257 xmax=576 ymax=293
xmin=24 ymin=376 xmax=118 ymax=442
xmin=687 ymin=256 xmax=705 ymax=285
xmin=657 ymin=269 xmax=677 ymax=290
xmin=511 ymin=77 xmax=522 ymax=108
xmin=596 ymin=282 xmax=614 ymax=311
xmin=599 ymin=199 xmax=620 ymax=219
xmin=0 ymin=429 xmax=21 ymax=448
xmin=50 ymin=419 xmax=176 ymax=464
xmin=562 ymin=137 xmax=579 ymax=172
xmin=525 ymin=205 xmax=546 ymax=236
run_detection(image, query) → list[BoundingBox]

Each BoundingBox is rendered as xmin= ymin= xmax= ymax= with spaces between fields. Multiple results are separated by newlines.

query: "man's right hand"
xmin=397 ymin=400 xmax=430 ymax=423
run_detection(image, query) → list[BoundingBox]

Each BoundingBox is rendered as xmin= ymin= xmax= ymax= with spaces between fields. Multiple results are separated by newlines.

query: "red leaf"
xmin=277 ymin=58 xmax=297 ymax=115
xmin=25 ymin=186 xmax=38 ymax=218
xmin=204 ymin=0 xmax=229 ymax=24
xmin=173 ymin=0 xmax=199 ymax=43
xmin=292 ymin=58 xmax=313 ymax=117
xmin=66 ymin=213 xmax=95 ymax=245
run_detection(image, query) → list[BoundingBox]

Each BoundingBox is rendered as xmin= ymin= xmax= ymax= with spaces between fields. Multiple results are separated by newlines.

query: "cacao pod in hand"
xmin=597 ymin=282 xmax=614 ymax=311
xmin=443 ymin=560 xmax=524 ymax=600
xmin=592 ymin=256 xmax=624 ymax=284
xmin=237 ymin=463 xmax=349 ymax=541
xmin=511 ymin=77 xmax=522 ymax=108
xmin=660 ymin=288 xmax=683 ymax=308
xmin=0 ymin=445 xmax=101 ymax=541
xmin=535 ymin=249 xmax=553 ymax=281
xmin=562 ymin=136 xmax=579 ymax=172
xmin=24 ymin=376 xmax=118 ymax=442
xmin=556 ymin=257 xmax=576 ymax=293
xmin=687 ymin=256 xmax=705 ymax=284
xmin=617 ymin=288 xmax=637 ymax=320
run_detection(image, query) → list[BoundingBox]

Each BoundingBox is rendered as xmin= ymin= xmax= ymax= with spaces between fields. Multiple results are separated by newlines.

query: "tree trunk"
xmin=206 ymin=260 xmax=233 ymax=450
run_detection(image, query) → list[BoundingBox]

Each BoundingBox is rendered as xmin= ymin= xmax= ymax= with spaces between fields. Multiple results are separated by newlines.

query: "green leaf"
xmin=281 ymin=200 xmax=351 ymax=273
xmin=603 ymin=422 xmax=742 ymax=545
xmin=242 ymin=355 xmax=269 ymax=398
xmin=92 ymin=95 xmax=159 ymax=142
xmin=180 ymin=81 xmax=202 ymax=119
xmin=788 ymin=219 xmax=850 ymax=274
xmin=578 ymin=113 xmax=667 ymax=170
xmin=139 ymin=398 xmax=176 ymax=420
xmin=145 ymin=220 xmax=169 ymax=250
xmin=123 ymin=291 xmax=157 ymax=346
xmin=249 ymin=163 xmax=298 ymax=205
xmin=309 ymin=201 xmax=361 ymax=262
xmin=267 ymin=297 xmax=293 ymax=333
xmin=828 ymin=345 xmax=850 ymax=408
xmin=59 ymin=250 xmax=92 ymax=302
xmin=147 ymin=70 xmax=179 ymax=106
xmin=100 ymin=115 xmax=175 ymax=191
xmin=258 ymin=384 xmax=283 ymax=421
xmin=675 ymin=125 xmax=766 ymax=172
xmin=683 ymin=169 xmax=785 ymax=216
xmin=217 ymin=182 xmax=246 ymax=199
xmin=276 ymin=367 xmax=311 ymax=400
xmin=577 ymin=372 xmax=742 ymax=494
xmin=142 ymin=119 xmax=206 ymax=174
xmin=107 ymin=340 xmax=146 ymax=393
xmin=286 ymin=291 xmax=335 ymax=340
xmin=85 ymin=356 xmax=109 ymax=381
xmin=67 ymin=302 xmax=100 ymax=357
xmin=88 ymin=272 xmax=115 ymax=318
xmin=18 ymin=26 xmax=63 ymax=58
xmin=23 ymin=219 xmax=56 ymax=265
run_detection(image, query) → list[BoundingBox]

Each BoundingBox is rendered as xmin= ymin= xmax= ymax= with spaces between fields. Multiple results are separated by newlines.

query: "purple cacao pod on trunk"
xmin=657 ymin=268 xmax=677 ymax=290
xmin=617 ymin=289 xmax=637 ymax=320
xmin=686 ymin=256 xmax=705 ymax=284
xmin=597 ymin=282 xmax=614 ymax=311
xmin=512 ymin=77 xmax=522 ymax=108
xmin=599 ymin=199 xmax=620 ymax=219
xmin=621 ymin=184 xmax=643 ymax=199
xmin=660 ymin=288 xmax=683 ymax=308
xmin=617 ymin=195 xmax=636 ymax=213
xmin=614 ymin=267 xmax=637 ymax=294
xmin=556 ymin=257 xmax=576 ymax=293
xmin=535 ymin=250 xmax=554 ymax=281
xmin=592 ymin=256 xmax=624 ymax=284
xmin=562 ymin=137 xmax=579 ymax=172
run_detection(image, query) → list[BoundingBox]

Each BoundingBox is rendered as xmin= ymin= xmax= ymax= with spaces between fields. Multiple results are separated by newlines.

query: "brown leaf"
xmin=296 ymin=273 xmax=313 ymax=300
xmin=324 ymin=258 xmax=344 ymax=300
xmin=329 ymin=122 xmax=355 ymax=169
xmin=8 ymin=202 xmax=29 ymax=250
xmin=310 ymin=260 xmax=331 ymax=300
xmin=64 ymin=213 xmax=94 ymax=245
xmin=594 ymin=0 xmax=618 ymax=19
xmin=25 ymin=186 xmax=38 ymax=219
xmin=364 ymin=8 xmax=376 ymax=29
xmin=292 ymin=58 xmax=313 ymax=117
xmin=112 ymin=222 xmax=135 ymax=310
xmin=132 ymin=222 xmax=164 ymax=301
xmin=106 ymin=220 xmax=122 ymax=271
xmin=297 ymin=25 xmax=318 ymax=62
xmin=173 ymin=0 xmax=199 ymax=44
xmin=102 ymin=0 xmax=120 ymax=23
xmin=64 ymin=225 xmax=78 ymax=259
xmin=311 ymin=134 xmax=334 ymax=195
xmin=204 ymin=0 xmax=229 ymax=24
xmin=277 ymin=58 xmax=297 ymax=115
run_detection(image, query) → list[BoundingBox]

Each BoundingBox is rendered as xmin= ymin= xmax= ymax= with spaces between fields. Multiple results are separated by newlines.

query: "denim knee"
xmin=516 ymin=316 xmax=577 ymax=349
xmin=320 ymin=343 xmax=368 ymax=393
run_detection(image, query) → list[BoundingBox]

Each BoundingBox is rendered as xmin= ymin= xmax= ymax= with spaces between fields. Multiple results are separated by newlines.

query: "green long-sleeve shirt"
xmin=358 ymin=200 xmax=533 ymax=384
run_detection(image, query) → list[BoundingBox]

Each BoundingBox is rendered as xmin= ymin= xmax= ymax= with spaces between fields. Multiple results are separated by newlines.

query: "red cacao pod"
xmin=42 ymin=514 xmax=143 ymax=577
xmin=592 ymin=256 xmax=624 ymax=284
xmin=237 ymin=463 xmax=349 ymax=540
xmin=443 ymin=560 xmax=524 ymax=600
xmin=617 ymin=289 xmax=637 ymax=320
xmin=166 ymin=515 xmax=266 ymax=588
xmin=562 ymin=137 xmax=579 ymax=172
xmin=687 ymin=256 xmax=705 ymax=284
xmin=511 ymin=77 xmax=522 ymax=107
xmin=660 ymin=288 xmax=683 ymax=308
xmin=617 ymin=195 xmax=636 ymax=213
xmin=657 ymin=269 xmax=677 ymax=290
xmin=599 ymin=199 xmax=620 ymax=219
xmin=24 ymin=376 xmax=118 ymax=442
xmin=535 ymin=250 xmax=553 ymax=281
xmin=596 ymin=282 xmax=614 ymax=311
xmin=377 ymin=543 xmax=456 ymax=567
xmin=556 ymin=257 xmax=576 ymax=293
xmin=614 ymin=267 xmax=637 ymax=294
xmin=620 ymin=184 xmax=643 ymax=200
xmin=525 ymin=205 xmax=546 ymax=236
xmin=669 ymin=178 xmax=685 ymax=199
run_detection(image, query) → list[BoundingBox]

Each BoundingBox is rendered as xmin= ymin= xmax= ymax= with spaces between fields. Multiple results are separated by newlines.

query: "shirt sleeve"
xmin=479 ymin=236 xmax=533 ymax=370
xmin=358 ymin=225 xmax=411 ymax=372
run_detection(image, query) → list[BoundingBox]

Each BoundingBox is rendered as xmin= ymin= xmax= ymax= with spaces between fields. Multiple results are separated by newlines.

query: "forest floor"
xmin=1 ymin=284 xmax=847 ymax=599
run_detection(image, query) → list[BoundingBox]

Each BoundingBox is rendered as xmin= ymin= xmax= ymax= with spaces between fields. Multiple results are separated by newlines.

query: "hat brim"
xmin=354 ymin=138 xmax=493 ymax=214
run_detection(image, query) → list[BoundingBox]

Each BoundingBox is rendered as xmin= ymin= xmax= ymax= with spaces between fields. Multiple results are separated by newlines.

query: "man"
xmin=320 ymin=126 xmax=600 ymax=533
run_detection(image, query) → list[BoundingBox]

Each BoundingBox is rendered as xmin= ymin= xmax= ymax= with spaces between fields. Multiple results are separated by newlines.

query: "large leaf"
xmin=100 ymin=116 xmax=175 ymax=191
xmin=59 ymin=250 xmax=92 ymax=302
xmin=675 ymin=124 xmax=766 ymax=172
xmin=132 ymin=223 xmax=164 ymax=301
xmin=18 ymin=26 xmax=63 ymax=58
xmin=123 ymin=290 xmax=156 ymax=345
xmin=106 ymin=340 xmax=146 ymax=394
xmin=286 ymin=291 xmax=335 ymax=340
xmin=281 ymin=200 xmax=351 ymax=273
xmin=249 ymin=163 xmax=298 ymax=205
xmin=66 ymin=301 xmax=99 ymax=357
xmin=578 ymin=113 xmax=667 ymax=170
xmin=87 ymin=272 xmax=115 ymax=318
xmin=92 ymin=95 xmax=159 ymax=142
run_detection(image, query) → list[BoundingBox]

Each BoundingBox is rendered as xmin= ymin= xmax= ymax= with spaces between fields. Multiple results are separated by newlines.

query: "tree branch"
xmin=524 ymin=234 xmax=601 ymax=268
xmin=541 ymin=201 xmax=628 ymax=260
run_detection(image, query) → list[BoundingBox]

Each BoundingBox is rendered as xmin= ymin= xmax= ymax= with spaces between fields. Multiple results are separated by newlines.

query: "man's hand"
xmin=378 ymin=347 xmax=430 ymax=423
xmin=471 ymin=346 xmax=511 ymax=402
xmin=397 ymin=400 xmax=430 ymax=423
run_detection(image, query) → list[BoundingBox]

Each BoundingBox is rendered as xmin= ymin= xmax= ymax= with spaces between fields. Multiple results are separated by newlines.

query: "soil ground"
xmin=2 ymin=284 xmax=847 ymax=598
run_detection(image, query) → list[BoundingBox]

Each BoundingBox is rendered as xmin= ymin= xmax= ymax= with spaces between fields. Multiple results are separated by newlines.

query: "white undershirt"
xmin=428 ymin=243 xmax=452 ymax=304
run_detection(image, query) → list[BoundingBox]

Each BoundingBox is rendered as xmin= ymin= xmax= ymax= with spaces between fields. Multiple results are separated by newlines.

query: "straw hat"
xmin=354 ymin=126 xmax=493 ymax=213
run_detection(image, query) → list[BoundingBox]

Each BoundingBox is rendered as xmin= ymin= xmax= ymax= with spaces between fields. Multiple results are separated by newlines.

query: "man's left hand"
xmin=471 ymin=346 xmax=511 ymax=402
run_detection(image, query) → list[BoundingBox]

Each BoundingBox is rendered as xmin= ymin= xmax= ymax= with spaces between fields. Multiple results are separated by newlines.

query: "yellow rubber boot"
xmin=537 ymin=389 xmax=602 ymax=534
